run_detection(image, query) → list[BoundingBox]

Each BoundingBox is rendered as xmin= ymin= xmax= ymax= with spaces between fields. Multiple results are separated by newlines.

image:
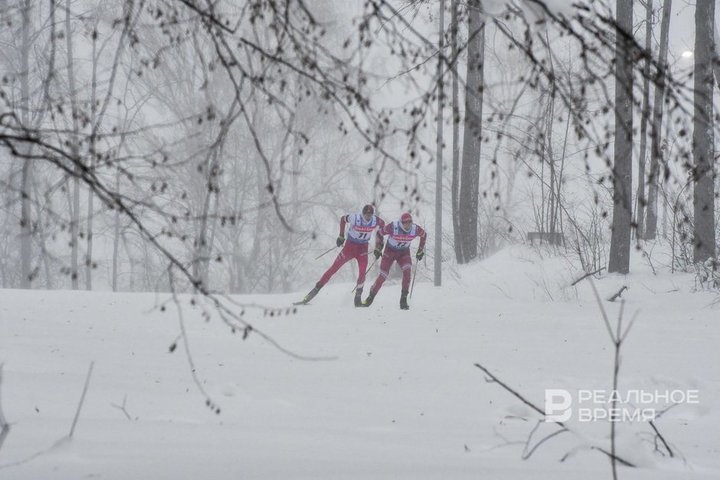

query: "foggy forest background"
xmin=0 ymin=0 xmax=718 ymax=296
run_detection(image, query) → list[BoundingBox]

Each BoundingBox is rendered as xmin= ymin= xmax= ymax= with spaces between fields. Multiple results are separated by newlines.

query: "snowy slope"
xmin=1 ymin=245 xmax=719 ymax=479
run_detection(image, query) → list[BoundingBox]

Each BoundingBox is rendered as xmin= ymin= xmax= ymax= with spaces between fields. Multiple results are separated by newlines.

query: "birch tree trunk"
xmin=645 ymin=0 xmax=671 ymax=240
xmin=450 ymin=0 xmax=462 ymax=263
xmin=458 ymin=0 xmax=484 ymax=263
xmin=692 ymin=0 xmax=716 ymax=262
xmin=608 ymin=0 xmax=633 ymax=274
xmin=635 ymin=0 xmax=653 ymax=240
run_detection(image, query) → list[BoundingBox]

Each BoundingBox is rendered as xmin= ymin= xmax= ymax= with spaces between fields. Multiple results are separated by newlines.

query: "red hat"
xmin=400 ymin=212 xmax=412 ymax=224
xmin=362 ymin=204 xmax=374 ymax=215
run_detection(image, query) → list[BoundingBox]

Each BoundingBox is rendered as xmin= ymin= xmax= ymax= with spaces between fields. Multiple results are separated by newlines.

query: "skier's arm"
xmin=336 ymin=215 xmax=351 ymax=247
xmin=416 ymin=225 xmax=427 ymax=251
xmin=375 ymin=218 xmax=387 ymax=248
xmin=339 ymin=215 xmax=350 ymax=237
xmin=375 ymin=221 xmax=390 ymax=248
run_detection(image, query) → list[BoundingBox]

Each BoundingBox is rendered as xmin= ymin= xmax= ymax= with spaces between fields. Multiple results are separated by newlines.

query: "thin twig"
xmin=110 ymin=395 xmax=133 ymax=421
xmin=0 ymin=438 xmax=67 ymax=469
xmin=592 ymin=446 xmax=635 ymax=467
xmin=0 ymin=364 xmax=10 ymax=452
xmin=474 ymin=363 xmax=548 ymax=419
xmin=69 ymin=361 xmax=94 ymax=439
xmin=649 ymin=420 xmax=674 ymax=458
xmin=1 ymin=362 xmax=99 ymax=469
xmin=607 ymin=285 xmax=628 ymax=302
xmin=169 ymin=269 xmax=220 ymax=414
xmin=610 ymin=301 xmax=625 ymax=480
xmin=620 ymin=310 xmax=640 ymax=344
xmin=474 ymin=362 xmax=636 ymax=467
xmin=522 ymin=426 xmax=570 ymax=460
xmin=587 ymin=278 xmax=616 ymax=343
xmin=570 ymin=266 xmax=605 ymax=286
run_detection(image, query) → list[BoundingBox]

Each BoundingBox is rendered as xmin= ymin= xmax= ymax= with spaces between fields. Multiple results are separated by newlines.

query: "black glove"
xmin=415 ymin=249 xmax=424 ymax=261
xmin=373 ymin=247 xmax=382 ymax=259
xmin=336 ymin=235 xmax=345 ymax=247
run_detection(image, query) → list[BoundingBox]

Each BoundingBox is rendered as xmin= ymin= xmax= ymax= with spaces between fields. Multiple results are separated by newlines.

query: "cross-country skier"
xmin=362 ymin=212 xmax=426 ymax=310
xmin=300 ymin=204 xmax=386 ymax=306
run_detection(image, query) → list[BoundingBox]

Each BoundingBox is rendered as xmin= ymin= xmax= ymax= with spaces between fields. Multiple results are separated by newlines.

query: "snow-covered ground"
xmin=1 ymin=245 xmax=719 ymax=479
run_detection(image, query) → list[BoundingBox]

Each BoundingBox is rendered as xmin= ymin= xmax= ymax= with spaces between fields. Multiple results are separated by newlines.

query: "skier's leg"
xmin=303 ymin=246 xmax=352 ymax=303
xmin=399 ymin=253 xmax=412 ymax=309
xmin=371 ymin=252 xmax=393 ymax=293
xmin=363 ymin=251 xmax=393 ymax=306
xmin=317 ymin=246 xmax=353 ymax=287
xmin=399 ymin=253 xmax=412 ymax=291
xmin=350 ymin=244 xmax=369 ymax=306
xmin=355 ymin=251 xmax=369 ymax=292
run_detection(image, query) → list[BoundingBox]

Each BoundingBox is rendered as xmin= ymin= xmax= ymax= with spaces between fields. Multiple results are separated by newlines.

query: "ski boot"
xmin=399 ymin=290 xmax=409 ymax=310
xmin=297 ymin=283 xmax=322 ymax=305
xmin=354 ymin=289 xmax=363 ymax=307
xmin=362 ymin=291 xmax=376 ymax=307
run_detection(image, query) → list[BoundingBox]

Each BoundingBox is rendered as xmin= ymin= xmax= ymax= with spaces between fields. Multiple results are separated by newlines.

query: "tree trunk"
xmin=458 ymin=0 xmax=484 ymax=263
xmin=193 ymin=148 xmax=219 ymax=291
xmin=608 ymin=0 xmax=633 ymax=274
xmin=97 ymin=1 xmax=135 ymax=291
xmin=692 ymin=0 xmax=716 ymax=262
xmin=635 ymin=0 xmax=652 ymax=240
xmin=32 ymin=183 xmax=53 ymax=289
xmin=434 ymin=0 xmax=444 ymax=286
xmin=86 ymin=17 xmax=99 ymax=291
xmin=66 ymin=0 xmax=81 ymax=289
xmin=646 ymin=0 xmax=671 ymax=240
xmin=251 ymin=151 xmax=265 ymax=291
xmin=19 ymin=0 xmax=32 ymax=288
xmin=554 ymin=113 xmax=571 ymax=237
xmin=544 ymin=93 xmax=557 ymax=233
xmin=450 ymin=0 xmax=463 ymax=263
xmin=112 ymin=171 xmax=121 ymax=291
xmin=229 ymin=135 xmax=249 ymax=294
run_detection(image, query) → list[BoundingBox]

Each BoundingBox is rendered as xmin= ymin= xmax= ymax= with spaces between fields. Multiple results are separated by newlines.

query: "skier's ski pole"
xmin=315 ymin=245 xmax=337 ymax=260
xmin=351 ymin=256 xmax=378 ymax=293
xmin=409 ymin=259 xmax=418 ymax=298
xmin=366 ymin=256 xmax=378 ymax=274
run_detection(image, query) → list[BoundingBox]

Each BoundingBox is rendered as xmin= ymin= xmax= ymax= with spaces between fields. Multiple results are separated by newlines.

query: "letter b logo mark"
xmin=545 ymin=389 xmax=572 ymax=422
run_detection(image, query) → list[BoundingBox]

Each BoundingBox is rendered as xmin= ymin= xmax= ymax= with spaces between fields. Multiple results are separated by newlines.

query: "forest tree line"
xmin=0 ymin=0 xmax=717 ymax=294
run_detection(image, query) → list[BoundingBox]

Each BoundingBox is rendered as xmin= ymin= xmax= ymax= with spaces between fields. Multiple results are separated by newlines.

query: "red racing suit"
xmin=368 ymin=220 xmax=427 ymax=295
xmin=317 ymin=213 xmax=386 ymax=292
